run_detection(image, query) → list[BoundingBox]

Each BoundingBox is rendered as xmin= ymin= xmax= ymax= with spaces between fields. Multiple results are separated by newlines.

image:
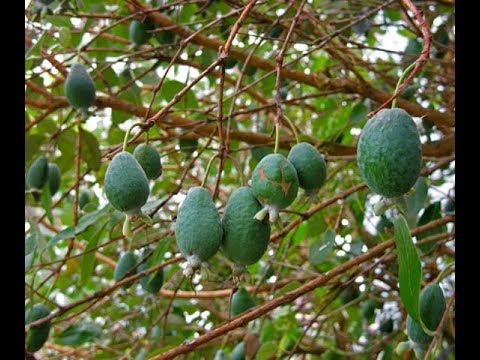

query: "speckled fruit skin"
xmin=25 ymin=304 xmax=51 ymax=352
xmin=64 ymin=63 xmax=96 ymax=110
xmin=231 ymin=342 xmax=245 ymax=360
xmin=133 ymin=143 xmax=162 ymax=180
xmin=357 ymin=108 xmax=422 ymax=198
xmin=47 ymin=163 xmax=61 ymax=195
xmin=252 ymin=153 xmax=299 ymax=209
xmin=407 ymin=284 xmax=446 ymax=345
xmin=222 ymin=187 xmax=270 ymax=266
xmin=287 ymin=142 xmax=327 ymax=193
xmin=114 ymin=252 xmax=138 ymax=289
xmin=104 ymin=152 xmax=150 ymax=214
xmin=175 ymin=186 xmax=223 ymax=262
xmin=27 ymin=155 xmax=49 ymax=191
xmin=231 ymin=286 xmax=255 ymax=317
xmin=129 ymin=20 xmax=154 ymax=45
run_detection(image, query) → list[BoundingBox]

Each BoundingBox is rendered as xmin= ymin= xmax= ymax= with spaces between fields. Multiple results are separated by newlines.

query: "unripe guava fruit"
xmin=222 ymin=187 xmax=271 ymax=266
xmin=27 ymin=155 xmax=49 ymax=191
xmin=231 ymin=286 xmax=255 ymax=317
xmin=133 ymin=143 xmax=162 ymax=180
xmin=357 ymin=108 xmax=422 ymax=198
xmin=25 ymin=304 xmax=51 ymax=353
xmin=64 ymin=63 xmax=96 ymax=111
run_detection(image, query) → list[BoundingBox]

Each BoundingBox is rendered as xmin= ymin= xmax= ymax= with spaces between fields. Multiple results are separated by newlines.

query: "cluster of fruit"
xmin=175 ymin=141 xmax=327 ymax=277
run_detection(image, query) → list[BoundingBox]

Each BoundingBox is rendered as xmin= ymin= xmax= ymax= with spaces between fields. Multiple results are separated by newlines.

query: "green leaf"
xmin=25 ymin=134 xmax=45 ymax=165
xmin=308 ymin=228 xmax=335 ymax=266
xmin=48 ymin=205 xmax=111 ymax=246
xmin=56 ymin=323 xmax=102 ymax=346
xmin=405 ymin=177 xmax=428 ymax=226
xmin=349 ymin=103 xmax=367 ymax=123
xmin=259 ymin=319 xmax=275 ymax=343
xmin=255 ymin=341 xmax=278 ymax=360
xmin=160 ymin=80 xmax=198 ymax=109
xmin=417 ymin=202 xmax=446 ymax=252
xmin=41 ymin=186 xmax=54 ymax=224
xmin=276 ymin=281 xmax=301 ymax=297
xmin=44 ymin=15 xmax=72 ymax=28
xmin=81 ymin=129 xmax=101 ymax=171
xmin=393 ymin=214 xmax=422 ymax=323
xmin=59 ymin=28 xmax=71 ymax=48
xmin=80 ymin=221 xmax=108 ymax=284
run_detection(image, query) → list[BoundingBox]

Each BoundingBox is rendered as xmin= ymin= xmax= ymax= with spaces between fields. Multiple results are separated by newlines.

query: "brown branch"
xmin=368 ymin=0 xmax=433 ymax=117
xmin=149 ymin=216 xmax=454 ymax=359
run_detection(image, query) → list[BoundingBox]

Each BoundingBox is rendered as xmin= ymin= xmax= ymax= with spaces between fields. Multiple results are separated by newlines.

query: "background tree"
xmin=25 ymin=0 xmax=455 ymax=359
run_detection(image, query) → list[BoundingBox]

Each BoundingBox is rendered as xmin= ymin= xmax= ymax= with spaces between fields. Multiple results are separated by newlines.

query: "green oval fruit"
xmin=175 ymin=186 xmax=223 ymax=275
xmin=268 ymin=25 xmax=283 ymax=38
xmin=222 ymin=187 xmax=271 ymax=266
xmin=27 ymin=155 xmax=49 ymax=191
xmin=231 ymin=286 xmax=255 ymax=317
xmin=361 ymin=299 xmax=380 ymax=321
xmin=155 ymin=30 xmax=175 ymax=45
xmin=225 ymin=57 xmax=238 ymax=69
xmin=105 ymin=152 xmax=150 ymax=214
xmin=47 ymin=163 xmax=61 ymax=196
xmin=137 ymin=263 xmax=164 ymax=294
xmin=129 ymin=20 xmax=155 ymax=45
xmin=407 ymin=283 xmax=446 ymax=344
xmin=114 ymin=252 xmax=138 ymax=289
xmin=231 ymin=341 xmax=245 ymax=360
xmin=79 ymin=189 xmax=92 ymax=210
xmin=64 ymin=63 xmax=96 ymax=111
xmin=379 ymin=318 xmax=394 ymax=333
xmin=352 ymin=18 xmax=371 ymax=35
xmin=357 ymin=108 xmax=422 ymax=198
xmin=214 ymin=350 xmax=227 ymax=360
xmin=244 ymin=64 xmax=257 ymax=76
xmin=251 ymin=153 xmax=299 ymax=222
xmin=178 ymin=137 xmax=198 ymax=155
xmin=133 ymin=143 xmax=162 ymax=180
xmin=287 ymin=142 xmax=327 ymax=195
xmin=25 ymin=304 xmax=51 ymax=353
xmin=279 ymin=87 xmax=288 ymax=100
xmin=339 ymin=287 xmax=360 ymax=304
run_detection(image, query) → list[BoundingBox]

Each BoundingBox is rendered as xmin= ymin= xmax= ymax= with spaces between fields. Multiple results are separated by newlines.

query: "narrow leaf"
xmin=393 ymin=214 xmax=422 ymax=323
xmin=80 ymin=221 xmax=108 ymax=284
xmin=308 ymin=228 xmax=335 ymax=266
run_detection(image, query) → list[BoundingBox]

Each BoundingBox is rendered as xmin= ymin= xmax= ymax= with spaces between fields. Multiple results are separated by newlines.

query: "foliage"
xmin=25 ymin=0 xmax=455 ymax=358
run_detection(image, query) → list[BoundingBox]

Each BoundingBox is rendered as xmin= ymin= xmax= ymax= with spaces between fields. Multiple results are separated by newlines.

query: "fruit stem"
xmin=392 ymin=62 xmax=416 ymax=108
xmin=274 ymin=122 xmax=280 ymax=154
xmin=123 ymin=122 xmax=145 ymax=152
xmin=225 ymin=154 xmax=246 ymax=186
xmin=254 ymin=206 xmax=269 ymax=221
xmin=201 ymin=153 xmax=219 ymax=187
xmin=282 ymin=114 xmax=300 ymax=144
xmin=122 ymin=215 xmax=133 ymax=238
